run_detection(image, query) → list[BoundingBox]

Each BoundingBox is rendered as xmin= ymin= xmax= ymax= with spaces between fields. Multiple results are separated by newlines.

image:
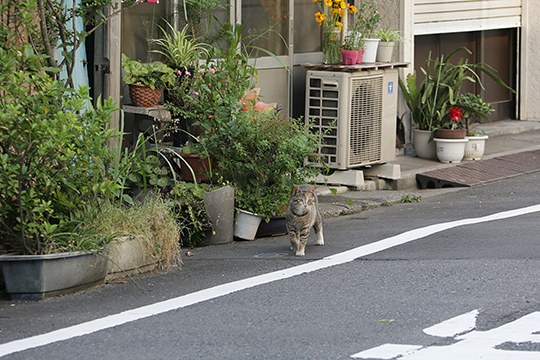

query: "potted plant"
xmin=122 ymin=53 xmax=176 ymax=107
xmin=353 ymin=0 xmax=381 ymax=63
xmin=206 ymin=110 xmax=320 ymax=240
xmin=376 ymin=27 xmax=401 ymax=62
xmin=433 ymin=106 xmax=469 ymax=163
xmin=457 ymin=93 xmax=494 ymax=160
xmin=0 ymin=46 xmax=119 ymax=299
xmin=150 ymin=21 xmax=207 ymax=72
xmin=399 ymin=47 xmax=514 ymax=160
xmin=342 ymin=32 xmax=362 ymax=65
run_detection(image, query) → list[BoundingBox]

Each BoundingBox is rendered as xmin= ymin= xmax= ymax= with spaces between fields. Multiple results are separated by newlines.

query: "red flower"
xmin=448 ymin=106 xmax=463 ymax=122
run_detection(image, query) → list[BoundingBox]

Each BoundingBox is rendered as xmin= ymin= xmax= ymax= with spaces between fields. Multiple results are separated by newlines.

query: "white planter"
xmin=362 ymin=38 xmax=380 ymax=63
xmin=434 ymin=138 xmax=469 ymax=164
xmin=464 ymin=135 xmax=489 ymax=160
xmin=413 ymin=129 xmax=437 ymax=160
xmin=376 ymin=41 xmax=395 ymax=62
xmin=234 ymin=209 xmax=263 ymax=241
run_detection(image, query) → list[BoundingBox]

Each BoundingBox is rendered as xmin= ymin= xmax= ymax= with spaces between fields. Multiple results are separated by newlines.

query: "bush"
xmin=0 ymin=46 xmax=121 ymax=254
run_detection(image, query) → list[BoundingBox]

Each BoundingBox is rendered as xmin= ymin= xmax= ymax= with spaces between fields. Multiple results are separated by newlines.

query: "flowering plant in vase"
xmin=313 ymin=0 xmax=358 ymax=64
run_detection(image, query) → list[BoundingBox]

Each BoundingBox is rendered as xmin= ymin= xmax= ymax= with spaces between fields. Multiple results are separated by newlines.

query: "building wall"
xmin=523 ymin=1 xmax=540 ymax=120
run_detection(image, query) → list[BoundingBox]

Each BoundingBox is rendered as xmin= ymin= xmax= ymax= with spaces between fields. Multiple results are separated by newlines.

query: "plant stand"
xmin=434 ymin=137 xmax=469 ymax=164
xmin=0 ymin=251 xmax=108 ymax=300
xmin=464 ymin=135 xmax=489 ymax=160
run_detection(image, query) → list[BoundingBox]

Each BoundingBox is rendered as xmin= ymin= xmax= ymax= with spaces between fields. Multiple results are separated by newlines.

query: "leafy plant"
xmin=177 ymin=0 xmax=227 ymax=41
xmin=377 ymin=27 xmax=401 ymax=43
xmin=207 ymin=111 xmax=320 ymax=221
xmin=342 ymin=32 xmax=364 ymax=51
xmin=0 ymin=45 xmax=122 ymax=255
xmin=399 ymin=47 xmax=514 ymax=132
xmin=122 ymin=53 xmax=176 ymax=90
xmin=354 ymin=0 xmax=381 ymax=39
xmin=455 ymin=93 xmax=494 ymax=135
xmin=149 ymin=21 xmax=208 ymax=70
xmin=400 ymin=194 xmax=422 ymax=203
xmin=167 ymin=182 xmax=212 ymax=248
xmin=1 ymin=0 xmax=138 ymax=88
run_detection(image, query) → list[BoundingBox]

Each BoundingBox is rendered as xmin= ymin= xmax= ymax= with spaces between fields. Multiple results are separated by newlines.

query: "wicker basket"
xmin=128 ymin=84 xmax=162 ymax=107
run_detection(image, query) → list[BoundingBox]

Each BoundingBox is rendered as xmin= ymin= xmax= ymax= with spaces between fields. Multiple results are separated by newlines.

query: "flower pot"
xmin=376 ymin=41 xmax=395 ymax=62
xmin=464 ymin=135 xmax=489 ymax=160
xmin=128 ymin=84 xmax=162 ymax=108
xmin=362 ymin=38 xmax=380 ymax=63
xmin=234 ymin=209 xmax=263 ymax=241
xmin=434 ymin=128 xmax=467 ymax=139
xmin=356 ymin=49 xmax=364 ymax=64
xmin=256 ymin=216 xmax=288 ymax=238
xmin=413 ymin=129 xmax=436 ymax=160
xmin=179 ymin=152 xmax=217 ymax=183
xmin=434 ymin=137 xmax=469 ymax=164
xmin=341 ymin=49 xmax=359 ymax=65
xmin=0 ymin=251 xmax=108 ymax=300
xmin=202 ymin=185 xmax=235 ymax=245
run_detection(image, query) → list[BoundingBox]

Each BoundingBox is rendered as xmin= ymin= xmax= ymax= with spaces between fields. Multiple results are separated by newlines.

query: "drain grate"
xmin=416 ymin=150 xmax=540 ymax=189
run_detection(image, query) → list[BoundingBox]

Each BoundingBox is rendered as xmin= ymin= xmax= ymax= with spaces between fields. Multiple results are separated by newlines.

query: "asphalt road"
xmin=1 ymin=172 xmax=539 ymax=359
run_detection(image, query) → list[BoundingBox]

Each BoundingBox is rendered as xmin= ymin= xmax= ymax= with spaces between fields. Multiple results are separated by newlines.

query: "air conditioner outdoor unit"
xmin=305 ymin=69 xmax=398 ymax=170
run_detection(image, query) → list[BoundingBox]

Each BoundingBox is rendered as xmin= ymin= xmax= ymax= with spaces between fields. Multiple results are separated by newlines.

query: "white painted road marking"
xmin=351 ymin=311 xmax=540 ymax=359
xmin=2 ymin=204 xmax=540 ymax=358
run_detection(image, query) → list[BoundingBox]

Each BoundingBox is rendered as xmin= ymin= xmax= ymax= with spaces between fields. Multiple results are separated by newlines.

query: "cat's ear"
xmin=292 ymin=185 xmax=301 ymax=195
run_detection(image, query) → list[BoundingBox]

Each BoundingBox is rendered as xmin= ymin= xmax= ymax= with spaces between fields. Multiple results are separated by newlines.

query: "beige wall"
xmin=523 ymin=1 xmax=540 ymax=120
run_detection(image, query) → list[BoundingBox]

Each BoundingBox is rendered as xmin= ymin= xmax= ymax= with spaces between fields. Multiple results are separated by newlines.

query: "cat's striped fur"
xmin=285 ymin=184 xmax=324 ymax=256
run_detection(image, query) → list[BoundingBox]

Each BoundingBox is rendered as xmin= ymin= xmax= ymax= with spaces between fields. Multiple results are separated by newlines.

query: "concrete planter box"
xmin=105 ymin=236 xmax=159 ymax=280
xmin=0 ymin=251 xmax=108 ymax=300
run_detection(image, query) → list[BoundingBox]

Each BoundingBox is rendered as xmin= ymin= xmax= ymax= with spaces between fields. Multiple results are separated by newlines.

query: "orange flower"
xmin=324 ymin=0 xmax=332 ymax=6
xmin=347 ymin=4 xmax=357 ymax=14
xmin=315 ymin=11 xmax=326 ymax=25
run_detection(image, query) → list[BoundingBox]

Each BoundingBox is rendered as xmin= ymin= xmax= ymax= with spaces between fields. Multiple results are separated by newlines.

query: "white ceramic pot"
xmin=376 ymin=41 xmax=395 ymax=62
xmin=362 ymin=38 xmax=380 ymax=63
xmin=464 ymin=135 xmax=489 ymax=160
xmin=234 ymin=209 xmax=263 ymax=241
xmin=434 ymin=137 xmax=469 ymax=164
xmin=413 ymin=129 xmax=437 ymax=160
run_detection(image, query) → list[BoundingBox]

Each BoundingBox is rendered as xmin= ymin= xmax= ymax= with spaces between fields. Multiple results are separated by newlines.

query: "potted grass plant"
xmin=376 ymin=27 xmax=401 ymax=62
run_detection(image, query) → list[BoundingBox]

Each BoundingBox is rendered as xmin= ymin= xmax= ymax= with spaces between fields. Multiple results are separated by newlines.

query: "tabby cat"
xmin=285 ymin=184 xmax=324 ymax=256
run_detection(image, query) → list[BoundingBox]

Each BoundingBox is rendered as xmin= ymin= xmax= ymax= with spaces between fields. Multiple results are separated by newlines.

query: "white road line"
xmin=2 ymin=204 xmax=540 ymax=358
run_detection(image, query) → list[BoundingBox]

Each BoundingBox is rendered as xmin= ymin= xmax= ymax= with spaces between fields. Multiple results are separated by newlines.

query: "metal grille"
xmin=349 ymin=76 xmax=383 ymax=165
xmin=307 ymin=77 xmax=339 ymax=166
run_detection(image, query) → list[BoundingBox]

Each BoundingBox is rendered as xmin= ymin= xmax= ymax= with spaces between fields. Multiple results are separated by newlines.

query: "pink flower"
xmin=193 ymin=91 xmax=199 ymax=96
xmin=185 ymin=70 xmax=191 ymax=77
xmin=209 ymin=68 xmax=216 ymax=74
xmin=176 ymin=70 xmax=183 ymax=76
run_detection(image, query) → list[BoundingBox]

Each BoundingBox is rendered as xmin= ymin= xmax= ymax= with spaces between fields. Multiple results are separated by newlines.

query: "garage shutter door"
xmin=414 ymin=0 xmax=522 ymax=35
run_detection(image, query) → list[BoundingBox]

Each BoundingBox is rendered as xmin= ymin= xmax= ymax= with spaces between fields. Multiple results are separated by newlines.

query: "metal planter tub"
xmin=0 ymin=251 xmax=108 ymax=301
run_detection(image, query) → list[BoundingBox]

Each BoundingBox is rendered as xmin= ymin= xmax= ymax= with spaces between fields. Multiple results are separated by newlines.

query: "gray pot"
xmin=203 ymin=185 xmax=235 ymax=245
xmin=0 ymin=251 xmax=108 ymax=300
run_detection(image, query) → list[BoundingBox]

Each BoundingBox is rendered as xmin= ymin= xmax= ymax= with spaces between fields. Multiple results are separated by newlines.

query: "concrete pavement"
xmin=315 ymin=120 xmax=540 ymax=218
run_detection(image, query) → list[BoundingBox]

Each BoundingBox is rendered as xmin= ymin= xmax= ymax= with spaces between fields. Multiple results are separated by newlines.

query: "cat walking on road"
xmin=285 ymin=184 xmax=324 ymax=256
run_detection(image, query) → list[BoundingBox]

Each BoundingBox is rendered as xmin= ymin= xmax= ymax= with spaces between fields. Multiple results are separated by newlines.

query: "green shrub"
xmin=0 ymin=46 xmax=120 ymax=254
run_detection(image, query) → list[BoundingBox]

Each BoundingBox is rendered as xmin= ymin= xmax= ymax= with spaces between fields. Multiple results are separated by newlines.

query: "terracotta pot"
xmin=179 ymin=152 xmax=217 ymax=183
xmin=434 ymin=128 xmax=467 ymax=139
